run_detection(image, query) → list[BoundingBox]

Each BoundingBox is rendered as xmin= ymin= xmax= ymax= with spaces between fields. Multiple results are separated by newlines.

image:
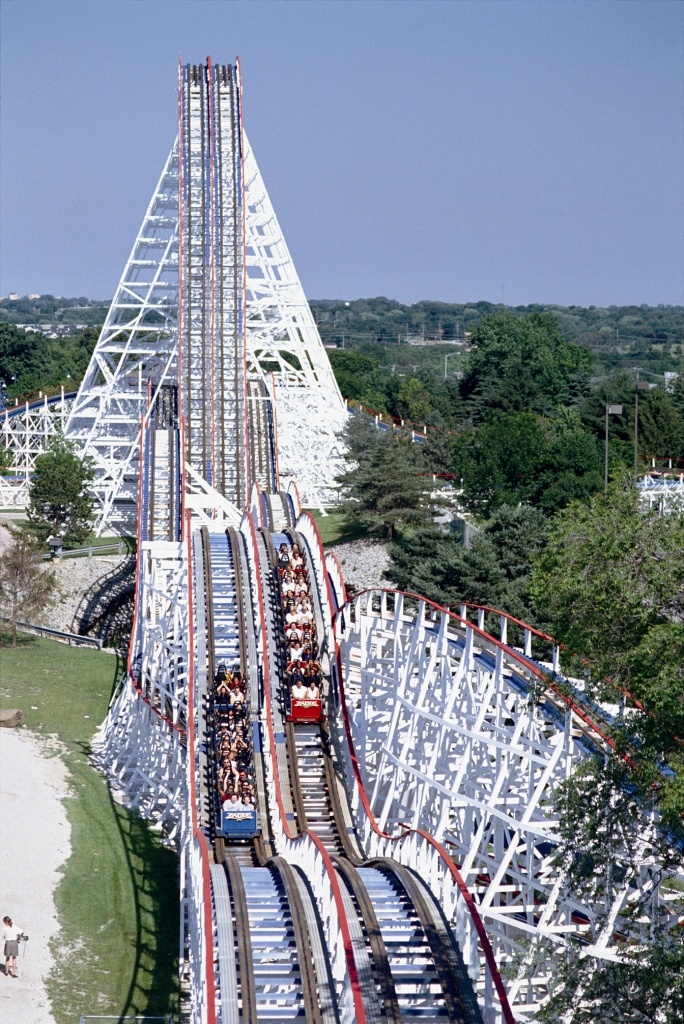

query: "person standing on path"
xmin=2 ymin=915 xmax=26 ymax=978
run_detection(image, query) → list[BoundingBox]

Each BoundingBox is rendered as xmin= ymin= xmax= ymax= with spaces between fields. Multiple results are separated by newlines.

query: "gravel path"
xmin=0 ymin=729 xmax=70 ymax=1024
xmin=41 ymin=556 xmax=128 ymax=634
xmin=0 ymin=521 xmax=127 ymax=635
xmin=327 ymin=539 xmax=391 ymax=593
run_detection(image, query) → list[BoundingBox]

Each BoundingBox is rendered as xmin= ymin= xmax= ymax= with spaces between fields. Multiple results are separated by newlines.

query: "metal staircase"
xmin=291 ymin=725 xmax=343 ymax=854
xmin=208 ymin=532 xmax=242 ymax=668
xmin=151 ymin=429 xmax=172 ymax=540
xmin=241 ymin=866 xmax=308 ymax=1021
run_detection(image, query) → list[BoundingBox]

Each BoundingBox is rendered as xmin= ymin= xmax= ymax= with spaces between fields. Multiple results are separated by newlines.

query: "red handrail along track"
xmin=297 ymin=519 xmax=516 ymax=1024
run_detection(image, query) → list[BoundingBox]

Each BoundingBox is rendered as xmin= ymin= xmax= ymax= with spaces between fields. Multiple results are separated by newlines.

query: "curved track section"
xmin=0 ymin=389 xmax=77 ymax=509
xmin=330 ymin=586 xmax=676 ymax=1020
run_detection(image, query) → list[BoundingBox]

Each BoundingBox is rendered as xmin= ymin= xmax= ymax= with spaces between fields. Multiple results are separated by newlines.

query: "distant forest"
xmin=0 ymin=294 xmax=108 ymax=327
xmin=309 ymin=297 xmax=684 ymax=375
xmin=1 ymin=294 xmax=683 ymax=401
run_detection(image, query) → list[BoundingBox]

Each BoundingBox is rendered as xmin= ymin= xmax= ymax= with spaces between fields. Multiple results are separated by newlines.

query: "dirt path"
xmin=0 ymin=728 xmax=71 ymax=1024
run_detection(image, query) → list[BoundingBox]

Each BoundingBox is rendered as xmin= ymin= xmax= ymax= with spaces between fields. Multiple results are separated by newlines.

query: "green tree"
xmin=529 ymin=480 xmax=684 ymax=1020
xmin=638 ymin=387 xmax=683 ymax=458
xmin=462 ymin=311 xmax=593 ymax=418
xmin=530 ymin=476 xmax=684 ymax=824
xmin=537 ymin=933 xmax=684 ymax=1024
xmin=396 ymin=377 xmax=432 ymax=424
xmin=338 ymin=427 xmax=435 ymax=539
xmin=418 ymin=422 xmax=458 ymax=477
xmin=328 ymin=350 xmax=383 ymax=401
xmin=535 ymin=408 xmax=603 ymax=512
xmin=456 ymin=412 xmax=547 ymax=515
xmin=339 ymin=412 xmax=382 ymax=471
xmin=0 ymin=323 xmax=50 ymax=395
xmin=388 ymin=505 xmax=547 ymax=619
xmin=580 ymin=374 xmax=684 ymax=464
xmin=0 ymin=527 xmax=56 ymax=646
xmin=670 ymin=363 xmax=684 ymax=423
xmin=28 ymin=433 xmax=95 ymax=545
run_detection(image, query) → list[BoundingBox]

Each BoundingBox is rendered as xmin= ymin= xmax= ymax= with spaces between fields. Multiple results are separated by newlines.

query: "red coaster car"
xmin=288 ymin=697 xmax=323 ymax=723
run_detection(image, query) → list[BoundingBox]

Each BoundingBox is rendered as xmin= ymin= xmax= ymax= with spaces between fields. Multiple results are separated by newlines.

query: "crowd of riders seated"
xmin=277 ymin=542 xmax=322 ymax=702
xmin=211 ymin=664 xmax=255 ymax=812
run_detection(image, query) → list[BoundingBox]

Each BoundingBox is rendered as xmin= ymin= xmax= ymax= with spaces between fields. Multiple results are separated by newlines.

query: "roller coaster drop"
xmin=59 ymin=60 xmax=676 ymax=1023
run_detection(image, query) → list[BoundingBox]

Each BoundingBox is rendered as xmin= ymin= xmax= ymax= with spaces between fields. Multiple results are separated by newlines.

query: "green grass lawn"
xmin=305 ymin=508 xmax=370 ymax=546
xmin=62 ymin=533 xmax=137 ymax=554
xmin=0 ymin=633 xmax=179 ymax=1022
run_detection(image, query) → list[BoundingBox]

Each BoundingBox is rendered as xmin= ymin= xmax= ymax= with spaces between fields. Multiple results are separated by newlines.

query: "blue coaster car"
xmin=221 ymin=807 xmax=258 ymax=839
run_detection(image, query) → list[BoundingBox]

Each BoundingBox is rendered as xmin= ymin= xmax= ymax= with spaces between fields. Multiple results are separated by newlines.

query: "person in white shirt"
xmin=298 ymin=598 xmax=313 ymax=623
xmin=306 ymin=681 xmax=320 ymax=700
xmin=2 ymin=917 xmax=25 ymax=978
xmin=292 ymin=680 xmax=307 ymax=700
xmin=286 ymin=624 xmax=303 ymax=644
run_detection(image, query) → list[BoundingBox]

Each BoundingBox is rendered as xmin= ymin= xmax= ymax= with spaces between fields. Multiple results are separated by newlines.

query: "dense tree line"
xmin=314 ymin=296 xmax=684 ymax=374
xmin=335 ymin=311 xmax=684 ymax=523
xmin=335 ymin=311 xmax=684 ymax=1021
xmin=0 ymin=294 xmax=109 ymax=325
xmin=0 ymin=322 xmax=98 ymax=398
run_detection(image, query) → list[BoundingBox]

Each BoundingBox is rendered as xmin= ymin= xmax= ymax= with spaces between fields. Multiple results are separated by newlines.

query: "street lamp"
xmin=444 ymin=353 xmax=457 ymax=380
xmin=633 ymin=378 xmax=650 ymax=479
xmin=605 ymin=404 xmax=623 ymax=492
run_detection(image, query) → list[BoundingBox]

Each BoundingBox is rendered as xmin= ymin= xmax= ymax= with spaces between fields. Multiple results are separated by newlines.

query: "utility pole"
xmin=633 ymin=368 xmax=649 ymax=479
xmin=605 ymin=404 xmax=623 ymax=491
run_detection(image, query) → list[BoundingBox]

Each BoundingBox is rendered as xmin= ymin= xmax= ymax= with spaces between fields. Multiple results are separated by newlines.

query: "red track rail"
xmin=336 ymin=587 xmax=635 ymax=768
xmin=457 ymin=601 xmax=682 ymax=747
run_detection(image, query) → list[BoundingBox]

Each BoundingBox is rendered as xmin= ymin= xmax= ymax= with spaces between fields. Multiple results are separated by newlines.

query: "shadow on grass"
xmin=72 ymin=729 xmax=179 ymax=1023
xmin=104 ymin=778 xmax=180 ymax=1021
xmin=0 ymin=629 xmax=37 ymax=648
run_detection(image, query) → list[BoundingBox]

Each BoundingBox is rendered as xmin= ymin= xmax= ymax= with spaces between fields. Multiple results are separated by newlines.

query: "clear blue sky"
xmin=1 ymin=0 xmax=682 ymax=307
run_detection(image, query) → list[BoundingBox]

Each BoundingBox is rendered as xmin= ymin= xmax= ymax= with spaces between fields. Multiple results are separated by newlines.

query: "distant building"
xmin=17 ymin=323 xmax=87 ymax=339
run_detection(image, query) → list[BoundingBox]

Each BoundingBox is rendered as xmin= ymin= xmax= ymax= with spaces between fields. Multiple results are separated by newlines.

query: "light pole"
xmin=605 ymin=404 xmax=623 ymax=492
xmin=444 ymin=352 xmax=457 ymax=380
xmin=633 ymin=374 xmax=650 ymax=479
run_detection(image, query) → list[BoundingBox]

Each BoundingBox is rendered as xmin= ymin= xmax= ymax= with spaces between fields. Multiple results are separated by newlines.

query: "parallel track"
xmin=253 ymin=521 xmax=483 ymax=1024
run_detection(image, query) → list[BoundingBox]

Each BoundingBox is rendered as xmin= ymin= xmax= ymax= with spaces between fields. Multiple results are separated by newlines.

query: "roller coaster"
xmin=4 ymin=58 xmax=679 ymax=1022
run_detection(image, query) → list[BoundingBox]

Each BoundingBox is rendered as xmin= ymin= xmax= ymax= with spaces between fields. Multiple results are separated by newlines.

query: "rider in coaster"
xmin=306 ymin=675 xmax=320 ymax=699
xmin=300 ymin=642 xmax=315 ymax=663
xmin=292 ymin=678 xmax=307 ymax=700
xmin=277 ymin=543 xmax=291 ymax=570
xmin=285 ymin=622 xmax=303 ymax=644
xmin=285 ymin=601 xmax=300 ymax=626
